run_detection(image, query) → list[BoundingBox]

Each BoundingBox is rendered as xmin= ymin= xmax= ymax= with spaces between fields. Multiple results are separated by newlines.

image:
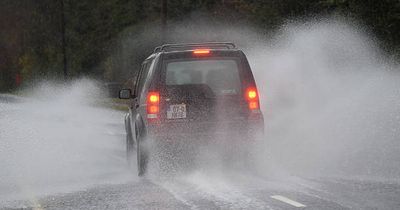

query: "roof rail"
xmin=153 ymin=42 xmax=236 ymax=53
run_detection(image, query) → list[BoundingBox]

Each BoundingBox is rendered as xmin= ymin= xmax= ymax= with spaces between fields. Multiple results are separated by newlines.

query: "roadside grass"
xmin=95 ymin=97 xmax=129 ymax=112
xmin=5 ymin=90 xmax=129 ymax=112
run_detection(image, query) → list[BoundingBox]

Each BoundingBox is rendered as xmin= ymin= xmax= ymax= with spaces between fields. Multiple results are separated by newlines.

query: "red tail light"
xmin=248 ymin=101 xmax=259 ymax=110
xmin=147 ymin=92 xmax=159 ymax=118
xmin=193 ymin=49 xmax=210 ymax=55
xmin=247 ymin=89 xmax=258 ymax=101
xmin=148 ymin=93 xmax=159 ymax=103
xmin=245 ymin=87 xmax=260 ymax=110
xmin=148 ymin=105 xmax=159 ymax=114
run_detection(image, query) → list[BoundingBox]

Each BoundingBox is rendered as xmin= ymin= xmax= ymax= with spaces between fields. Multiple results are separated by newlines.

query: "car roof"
xmin=145 ymin=42 xmax=240 ymax=60
xmin=153 ymin=42 xmax=236 ymax=53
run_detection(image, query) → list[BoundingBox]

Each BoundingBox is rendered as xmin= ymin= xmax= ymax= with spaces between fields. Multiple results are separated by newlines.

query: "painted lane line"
xmin=270 ymin=195 xmax=306 ymax=208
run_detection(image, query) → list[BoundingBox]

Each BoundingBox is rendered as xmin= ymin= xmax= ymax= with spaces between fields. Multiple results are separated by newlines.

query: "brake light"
xmin=246 ymin=88 xmax=258 ymax=101
xmin=147 ymin=92 xmax=160 ymax=118
xmin=149 ymin=94 xmax=159 ymax=103
xmin=245 ymin=87 xmax=260 ymax=110
xmin=247 ymin=90 xmax=257 ymax=100
xmin=193 ymin=49 xmax=210 ymax=54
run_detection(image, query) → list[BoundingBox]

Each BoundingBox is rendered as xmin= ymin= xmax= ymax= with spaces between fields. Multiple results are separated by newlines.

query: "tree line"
xmin=1 ymin=0 xmax=399 ymax=91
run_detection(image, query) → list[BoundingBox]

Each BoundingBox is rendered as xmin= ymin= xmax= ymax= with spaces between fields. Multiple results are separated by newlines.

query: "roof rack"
xmin=153 ymin=42 xmax=236 ymax=53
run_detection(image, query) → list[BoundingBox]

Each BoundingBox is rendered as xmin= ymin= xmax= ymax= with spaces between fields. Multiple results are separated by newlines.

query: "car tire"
xmin=242 ymin=144 xmax=256 ymax=170
xmin=242 ymin=133 xmax=263 ymax=172
xmin=137 ymin=126 xmax=148 ymax=176
xmin=126 ymin=125 xmax=135 ymax=168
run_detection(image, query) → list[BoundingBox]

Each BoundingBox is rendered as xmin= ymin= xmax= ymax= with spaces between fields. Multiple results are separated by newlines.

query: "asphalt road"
xmin=3 ymin=173 xmax=400 ymax=210
xmin=1 ymin=95 xmax=400 ymax=210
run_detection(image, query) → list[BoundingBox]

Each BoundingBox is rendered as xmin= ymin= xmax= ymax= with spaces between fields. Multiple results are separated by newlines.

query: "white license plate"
xmin=167 ymin=104 xmax=186 ymax=119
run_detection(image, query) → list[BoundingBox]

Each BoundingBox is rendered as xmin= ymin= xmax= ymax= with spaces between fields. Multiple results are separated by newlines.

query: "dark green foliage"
xmin=0 ymin=0 xmax=399 ymax=91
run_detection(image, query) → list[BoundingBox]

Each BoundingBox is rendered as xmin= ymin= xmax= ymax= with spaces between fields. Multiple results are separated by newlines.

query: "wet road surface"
xmin=1 ymin=95 xmax=400 ymax=210
xmin=3 ymin=174 xmax=400 ymax=210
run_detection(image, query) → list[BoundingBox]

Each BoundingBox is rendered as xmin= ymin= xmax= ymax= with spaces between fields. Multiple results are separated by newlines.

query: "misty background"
xmin=1 ymin=1 xmax=399 ymax=90
xmin=1 ymin=0 xmax=400 ymax=203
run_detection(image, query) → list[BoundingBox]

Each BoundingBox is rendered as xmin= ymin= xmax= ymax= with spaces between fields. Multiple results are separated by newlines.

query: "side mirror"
xmin=119 ymin=89 xmax=132 ymax=99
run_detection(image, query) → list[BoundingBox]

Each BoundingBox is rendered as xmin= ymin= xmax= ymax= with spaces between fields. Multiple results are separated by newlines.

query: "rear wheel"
xmin=242 ymin=131 xmax=263 ymax=172
xmin=220 ymin=135 xmax=258 ymax=171
xmin=242 ymin=143 xmax=257 ymax=170
xmin=137 ymin=126 xmax=148 ymax=176
xmin=126 ymin=127 xmax=135 ymax=168
xmin=137 ymin=140 xmax=148 ymax=176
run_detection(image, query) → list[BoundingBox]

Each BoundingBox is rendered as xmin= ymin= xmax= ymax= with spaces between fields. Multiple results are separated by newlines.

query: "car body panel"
xmin=122 ymin=43 xmax=264 ymax=175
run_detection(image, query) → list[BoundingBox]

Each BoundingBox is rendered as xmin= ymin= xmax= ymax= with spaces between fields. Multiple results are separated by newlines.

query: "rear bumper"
xmin=147 ymin=117 xmax=264 ymax=142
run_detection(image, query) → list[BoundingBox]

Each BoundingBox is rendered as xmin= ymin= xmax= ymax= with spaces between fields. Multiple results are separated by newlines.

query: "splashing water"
xmin=249 ymin=19 xmax=400 ymax=179
xmin=1 ymin=18 xmax=399 ymax=206
xmin=0 ymin=79 xmax=132 ymax=202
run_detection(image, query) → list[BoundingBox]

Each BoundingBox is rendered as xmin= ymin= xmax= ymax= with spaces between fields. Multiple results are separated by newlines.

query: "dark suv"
xmin=119 ymin=42 xmax=264 ymax=176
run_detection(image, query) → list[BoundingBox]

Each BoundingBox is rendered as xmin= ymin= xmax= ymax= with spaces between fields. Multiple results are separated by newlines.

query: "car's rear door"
xmin=159 ymin=52 xmax=247 ymax=123
xmin=131 ymin=58 xmax=154 ymax=137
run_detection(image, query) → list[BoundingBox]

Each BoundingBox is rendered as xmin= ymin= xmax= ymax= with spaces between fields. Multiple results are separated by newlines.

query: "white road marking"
xmin=270 ymin=195 xmax=306 ymax=208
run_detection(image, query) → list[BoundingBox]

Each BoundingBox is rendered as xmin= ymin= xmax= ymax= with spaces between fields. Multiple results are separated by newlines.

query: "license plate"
xmin=167 ymin=104 xmax=186 ymax=119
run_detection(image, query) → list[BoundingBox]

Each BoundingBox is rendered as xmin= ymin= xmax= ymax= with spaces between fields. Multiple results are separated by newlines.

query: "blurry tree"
xmin=321 ymin=0 xmax=400 ymax=54
xmin=0 ymin=0 xmax=399 ymax=91
xmin=0 ymin=0 xmax=34 ymax=90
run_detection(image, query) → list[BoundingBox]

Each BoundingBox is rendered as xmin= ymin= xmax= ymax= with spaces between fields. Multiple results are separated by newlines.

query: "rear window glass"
xmin=165 ymin=59 xmax=241 ymax=95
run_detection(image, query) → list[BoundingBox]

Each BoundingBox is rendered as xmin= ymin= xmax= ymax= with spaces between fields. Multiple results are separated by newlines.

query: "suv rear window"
xmin=165 ymin=59 xmax=241 ymax=96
